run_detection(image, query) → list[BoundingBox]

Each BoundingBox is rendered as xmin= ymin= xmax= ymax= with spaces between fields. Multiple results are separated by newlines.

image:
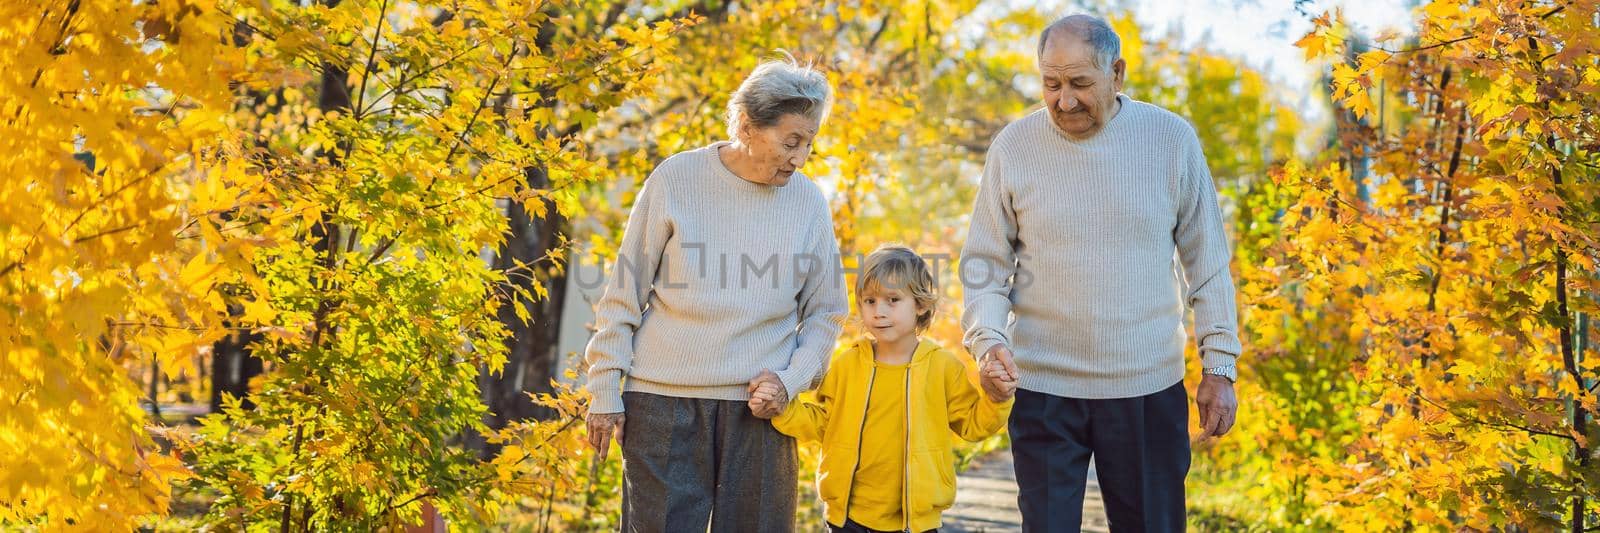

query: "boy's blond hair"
xmin=856 ymin=244 xmax=938 ymax=332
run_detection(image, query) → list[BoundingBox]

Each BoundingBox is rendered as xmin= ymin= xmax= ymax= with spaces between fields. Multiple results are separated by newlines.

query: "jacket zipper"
xmin=842 ymin=365 xmax=876 ymax=526
xmin=901 ymin=361 xmax=913 ymax=533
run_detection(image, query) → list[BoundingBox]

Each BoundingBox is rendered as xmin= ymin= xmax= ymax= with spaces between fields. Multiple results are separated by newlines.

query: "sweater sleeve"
xmin=1174 ymin=130 xmax=1243 ymax=370
xmin=943 ymin=352 xmax=1013 ymax=442
xmin=771 ymin=353 xmax=841 ymax=444
xmin=774 ymin=209 xmax=848 ymax=401
xmin=960 ymin=141 xmax=1019 ymax=359
xmin=583 ymin=174 xmax=671 ymax=414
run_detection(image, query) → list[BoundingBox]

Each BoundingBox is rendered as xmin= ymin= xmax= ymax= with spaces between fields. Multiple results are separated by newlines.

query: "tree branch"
xmin=353 ymin=0 xmax=390 ymax=118
xmin=430 ymin=50 xmax=516 ymax=191
xmin=1373 ymin=34 xmax=1475 ymax=55
xmin=1 ymin=166 xmax=166 ymax=278
xmin=1381 ymin=375 xmax=1577 ymax=443
xmin=863 ymin=12 xmax=892 ymax=53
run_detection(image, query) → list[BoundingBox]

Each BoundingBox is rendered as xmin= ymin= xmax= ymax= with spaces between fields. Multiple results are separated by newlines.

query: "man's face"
xmin=1040 ymin=35 xmax=1125 ymax=140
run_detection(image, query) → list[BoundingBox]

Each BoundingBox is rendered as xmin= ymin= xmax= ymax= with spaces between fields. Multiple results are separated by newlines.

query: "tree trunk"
xmin=210 ymin=328 xmax=264 ymax=412
xmin=207 ymin=13 xmax=284 ymax=416
xmin=282 ymin=9 xmax=350 ymax=528
xmin=472 ymin=164 xmax=569 ymax=456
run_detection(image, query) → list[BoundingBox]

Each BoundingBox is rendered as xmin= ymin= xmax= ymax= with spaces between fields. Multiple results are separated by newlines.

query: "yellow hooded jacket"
xmin=773 ymin=338 xmax=1014 ymax=532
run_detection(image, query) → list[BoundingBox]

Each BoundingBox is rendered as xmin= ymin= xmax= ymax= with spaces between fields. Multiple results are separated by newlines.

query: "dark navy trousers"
xmin=1009 ymin=381 xmax=1191 ymax=533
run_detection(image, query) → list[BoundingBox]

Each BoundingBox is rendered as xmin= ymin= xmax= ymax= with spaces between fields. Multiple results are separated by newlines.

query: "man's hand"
xmin=586 ymin=411 xmax=625 ymax=461
xmin=747 ymin=369 xmax=789 ymax=419
xmin=979 ymin=344 xmax=1019 ymax=402
xmin=1195 ymin=374 xmax=1237 ymax=439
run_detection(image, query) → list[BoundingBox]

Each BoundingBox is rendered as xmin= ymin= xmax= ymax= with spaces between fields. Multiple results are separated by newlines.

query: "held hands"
xmin=746 ymin=369 xmax=789 ymax=419
xmin=979 ymin=344 xmax=1019 ymax=403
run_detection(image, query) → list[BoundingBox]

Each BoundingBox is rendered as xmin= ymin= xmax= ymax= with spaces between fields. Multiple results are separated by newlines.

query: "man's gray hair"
xmin=725 ymin=52 xmax=833 ymax=140
xmin=1037 ymin=14 xmax=1122 ymax=74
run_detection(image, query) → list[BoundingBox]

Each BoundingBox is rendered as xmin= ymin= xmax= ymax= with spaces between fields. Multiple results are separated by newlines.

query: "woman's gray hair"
xmin=1037 ymin=14 xmax=1122 ymax=74
xmin=725 ymin=52 xmax=833 ymax=140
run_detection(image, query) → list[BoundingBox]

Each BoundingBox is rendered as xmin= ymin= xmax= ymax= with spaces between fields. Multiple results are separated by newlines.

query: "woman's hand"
xmin=746 ymin=369 xmax=789 ymax=419
xmin=586 ymin=411 xmax=626 ymax=461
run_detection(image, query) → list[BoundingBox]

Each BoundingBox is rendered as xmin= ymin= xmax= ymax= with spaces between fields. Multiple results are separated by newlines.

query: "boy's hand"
xmin=980 ymin=344 xmax=1019 ymax=381
xmin=979 ymin=350 xmax=1017 ymax=402
xmin=746 ymin=369 xmax=789 ymax=419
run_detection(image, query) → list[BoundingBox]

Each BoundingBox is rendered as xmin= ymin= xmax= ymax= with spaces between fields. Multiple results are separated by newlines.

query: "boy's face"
xmin=859 ymin=285 xmax=921 ymax=347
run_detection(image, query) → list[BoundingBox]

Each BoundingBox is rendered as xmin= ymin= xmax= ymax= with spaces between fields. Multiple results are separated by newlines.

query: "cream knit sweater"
xmin=961 ymin=95 xmax=1243 ymax=399
xmin=584 ymin=142 xmax=848 ymax=414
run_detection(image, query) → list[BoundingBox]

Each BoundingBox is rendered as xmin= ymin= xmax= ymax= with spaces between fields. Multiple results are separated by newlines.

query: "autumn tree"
xmin=0 ymin=1 xmax=244 ymax=527
xmin=3 ymin=0 xmax=694 ymax=529
xmin=1217 ymin=2 xmax=1600 ymax=529
xmin=167 ymin=1 xmax=696 ymax=529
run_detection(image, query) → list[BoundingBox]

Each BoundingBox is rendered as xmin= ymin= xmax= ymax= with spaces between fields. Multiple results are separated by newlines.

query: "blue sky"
xmin=1126 ymin=0 xmax=1417 ymax=111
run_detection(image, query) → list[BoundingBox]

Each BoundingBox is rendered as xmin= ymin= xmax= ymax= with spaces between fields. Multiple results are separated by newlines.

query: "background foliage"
xmin=2 ymin=0 xmax=1596 ymax=531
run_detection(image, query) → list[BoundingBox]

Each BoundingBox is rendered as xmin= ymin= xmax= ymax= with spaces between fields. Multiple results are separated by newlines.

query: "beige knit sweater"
xmin=584 ymin=142 xmax=848 ymax=414
xmin=961 ymin=95 xmax=1243 ymax=400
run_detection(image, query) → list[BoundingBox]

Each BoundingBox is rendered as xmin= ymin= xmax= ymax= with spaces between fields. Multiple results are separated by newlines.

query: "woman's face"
xmin=740 ymin=113 xmax=820 ymax=186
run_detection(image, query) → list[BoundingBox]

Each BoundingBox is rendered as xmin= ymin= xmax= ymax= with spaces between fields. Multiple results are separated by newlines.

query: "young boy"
xmin=749 ymin=244 xmax=1017 ymax=533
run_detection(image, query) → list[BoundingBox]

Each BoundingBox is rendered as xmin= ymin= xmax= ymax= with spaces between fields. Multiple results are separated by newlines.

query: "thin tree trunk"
xmin=210 ymin=328 xmax=263 ymax=412
xmin=209 ymin=13 xmax=279 ymax=416
xmin=283 ymin=2 xmax=350 ymax=527
xmin=474 ymin=165 xmax=569 ymax=456
xmin=1550 ymin=138 xmax=1586 ymax=533
xmin=148 ymin=354 xmax=162 ymax=420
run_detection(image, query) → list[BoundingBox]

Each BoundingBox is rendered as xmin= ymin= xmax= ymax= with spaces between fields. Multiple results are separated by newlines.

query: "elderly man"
xmin=961 ymin=14 xmax=1243 ymax=532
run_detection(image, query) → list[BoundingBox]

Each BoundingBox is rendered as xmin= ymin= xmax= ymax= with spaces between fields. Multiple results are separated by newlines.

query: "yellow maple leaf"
xmin=1357 ymin=50 xmax=1392 ymax=73
xmin=1331 ymin=63 xmax=1360 ymax=99
xmin=1349 ymin=90 xmax=1375 ymax=120
xmin=144 ymin=452 xmax=196 ymax=483
xmin=1294 ymin=32 xmax=1328 ymax=61
xmin=240 ymin=296 xmax=277 ymax=324
xmin=1422 ymin=0 xmax=1462 ymax=21
xmin=178 ymin=253 xmax=221 ymax=294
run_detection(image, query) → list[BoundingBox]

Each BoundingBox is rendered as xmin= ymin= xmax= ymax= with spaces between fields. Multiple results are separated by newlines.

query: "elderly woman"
xmin=583 ymin=57 xmax=847 ymax=532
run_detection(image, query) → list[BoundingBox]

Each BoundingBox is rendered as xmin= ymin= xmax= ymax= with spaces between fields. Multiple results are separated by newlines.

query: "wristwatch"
xmin=1202 ymin=364 xmax=1237 ymax=383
